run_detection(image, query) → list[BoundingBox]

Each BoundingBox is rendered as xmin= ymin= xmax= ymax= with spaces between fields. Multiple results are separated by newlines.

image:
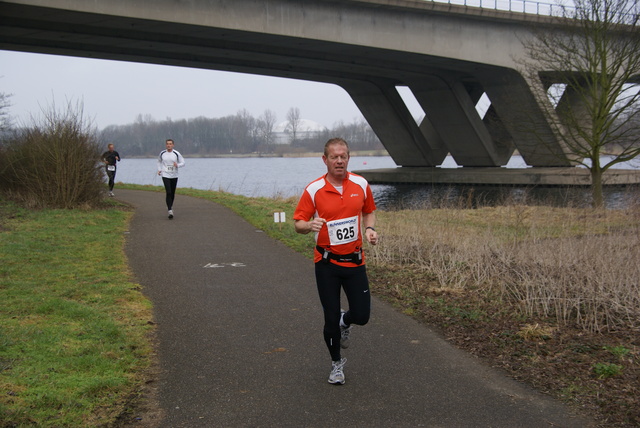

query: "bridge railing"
xmin=431 ymin=0 xmax=571 ymax=16
xmin=431 ymin=0 xmax=639 ymax=23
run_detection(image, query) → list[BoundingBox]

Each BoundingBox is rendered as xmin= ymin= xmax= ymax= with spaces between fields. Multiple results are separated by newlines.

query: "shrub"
xmin=0 ymin=101 xmax=104 ymax=208
xmin=592 ymin=362 xmax=624 ymax=379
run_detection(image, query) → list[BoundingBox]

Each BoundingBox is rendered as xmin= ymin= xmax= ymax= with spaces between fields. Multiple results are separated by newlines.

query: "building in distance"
xmin=273 ymin=119 xmax=327 ymax=144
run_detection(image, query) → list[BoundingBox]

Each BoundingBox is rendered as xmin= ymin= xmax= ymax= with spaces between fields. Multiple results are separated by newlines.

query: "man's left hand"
xmin=365 ymin=228 xmax=378 ymax=245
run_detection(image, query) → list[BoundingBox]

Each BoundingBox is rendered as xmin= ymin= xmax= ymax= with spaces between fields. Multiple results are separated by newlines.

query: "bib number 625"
xmin=336 ymin=226 xmax=355 ymax=241
xmin=326 ymin=215 xmax=359 ymax=246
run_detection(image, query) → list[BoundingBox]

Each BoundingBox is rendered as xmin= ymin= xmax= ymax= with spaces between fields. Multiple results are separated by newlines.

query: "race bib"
xmin=166 ymin=165 xmax=175 ymax=172
xmin=326 ymin=216 xmax=359 ymax=246
xmin=107 ymin=165 xmax=116 ymax=171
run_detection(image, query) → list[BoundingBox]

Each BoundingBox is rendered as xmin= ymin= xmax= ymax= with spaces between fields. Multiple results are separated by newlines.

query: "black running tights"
xmin=162 ymin=177 xmax=178 ymax=210
xmin=314 ymin=262 xmax=370 ymax=361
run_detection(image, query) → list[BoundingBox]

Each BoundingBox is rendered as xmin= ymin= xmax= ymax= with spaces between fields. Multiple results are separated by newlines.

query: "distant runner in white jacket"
xmin=157 ymin=139 xmax=185 ymax=219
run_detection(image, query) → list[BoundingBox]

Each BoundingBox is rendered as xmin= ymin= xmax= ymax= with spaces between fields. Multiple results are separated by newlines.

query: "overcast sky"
xmin=1 ymin=50 xmax=420 ymax=130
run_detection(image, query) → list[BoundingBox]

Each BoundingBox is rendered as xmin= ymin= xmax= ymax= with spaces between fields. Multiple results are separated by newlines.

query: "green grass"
xmin=0 ymin=200 xmax=153 ymax=427
xmin=593 ymin=362 xmax=624 ymax=379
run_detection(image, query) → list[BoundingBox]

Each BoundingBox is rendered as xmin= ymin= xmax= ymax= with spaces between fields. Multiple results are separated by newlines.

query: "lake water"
xmin=114 ymin=155 xmax=640 ymax=209
xmin=116 ymin=156 xmax=397 ymax=197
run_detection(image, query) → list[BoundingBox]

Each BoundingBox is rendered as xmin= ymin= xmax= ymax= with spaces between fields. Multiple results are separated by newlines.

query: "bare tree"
xmin=520 ymin=0 xmax=640 ymax=207
xmin=286 ymin=107 xmax=301 ymax=145
xmin=0 ymin=90 xmax=13 ymax=132
xmin=257 ymin=109 xmax=277 ymax=148
xmin=235 ymin=109 xmax=259 ymax=153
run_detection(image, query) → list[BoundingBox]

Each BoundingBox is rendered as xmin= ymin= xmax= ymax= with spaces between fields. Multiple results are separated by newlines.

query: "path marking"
xmin=203 ymin=262 xmax=246 ymax=268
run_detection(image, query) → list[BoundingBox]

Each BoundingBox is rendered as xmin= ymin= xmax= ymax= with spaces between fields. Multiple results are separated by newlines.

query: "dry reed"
xmin=370 ymin=203 xmax=640 ymax=332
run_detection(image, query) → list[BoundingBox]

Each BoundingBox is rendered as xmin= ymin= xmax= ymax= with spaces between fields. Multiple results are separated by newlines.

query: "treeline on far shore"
xmin=100 ymin=112 xmax=385 ymax=157
xmin=119 ymin=149 xmax=390 ymax=159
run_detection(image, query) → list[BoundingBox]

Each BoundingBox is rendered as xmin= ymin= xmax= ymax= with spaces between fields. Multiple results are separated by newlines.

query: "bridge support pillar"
xmin=340 ymin=79 xmax=447 ymax=167
xmin=476 ymin=69 xmax=575 ymax=167
xmin=553 ymin=78 xmax=595 ymax=161
xmin=409 ymin=76 xmax=514 ymax=167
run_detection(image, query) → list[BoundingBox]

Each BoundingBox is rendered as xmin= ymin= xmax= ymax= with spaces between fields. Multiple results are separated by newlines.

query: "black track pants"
xmin=314 ymin=262 xmax=371 ymax=361
xmin=106 ymin=169 xmax=116 ymax=191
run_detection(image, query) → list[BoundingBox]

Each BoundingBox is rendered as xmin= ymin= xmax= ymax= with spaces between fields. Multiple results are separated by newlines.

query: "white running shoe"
xmin=340 ymin=310 xmax=352 ymax=349
xmin=109 ymin=191 xmax=114 ymax=197
xmin=328 ymin=357 xmax=346 ymax=385
xmin=168 ymin=210 xmax=174 ymax=219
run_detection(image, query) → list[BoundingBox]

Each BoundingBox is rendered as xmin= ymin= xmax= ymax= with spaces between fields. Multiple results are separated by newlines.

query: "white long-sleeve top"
xmin=157 ymin=149 xmax=185 ymax=178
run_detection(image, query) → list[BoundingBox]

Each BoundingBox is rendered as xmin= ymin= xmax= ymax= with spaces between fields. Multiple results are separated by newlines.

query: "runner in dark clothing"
xmin=101 ymin=143 xmax=121 ymax=197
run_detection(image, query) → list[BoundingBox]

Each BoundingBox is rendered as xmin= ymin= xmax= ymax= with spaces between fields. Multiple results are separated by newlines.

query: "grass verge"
xmin=0 ymin=198 xmax=153 ymax=427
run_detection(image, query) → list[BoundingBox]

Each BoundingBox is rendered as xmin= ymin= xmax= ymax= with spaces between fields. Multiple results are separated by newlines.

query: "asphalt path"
xmin=116 ymin=189 xmax=594 ymax=427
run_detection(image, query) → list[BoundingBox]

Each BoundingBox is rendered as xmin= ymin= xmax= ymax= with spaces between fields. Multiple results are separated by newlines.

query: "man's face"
xmin=323 ymin=143 xmax=350 ymax=180
xmin=108 ymin=145 xmax=114 ymax=152
xmin=166 ymin=140 xmax=175 ymax=151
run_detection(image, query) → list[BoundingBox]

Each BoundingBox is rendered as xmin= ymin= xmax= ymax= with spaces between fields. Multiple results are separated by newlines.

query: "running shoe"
xmin=328 ymin=357 xmax=346 ymax=385
xmin=109 ymin=191 xmax=114 ymax=197
xmin=168 ymin=210 xmax=174 ymax=219
xmin=340 ymin=310 xmax=352 ymax=349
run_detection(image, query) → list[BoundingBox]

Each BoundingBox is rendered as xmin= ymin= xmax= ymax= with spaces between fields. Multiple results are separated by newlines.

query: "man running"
xmin=157 ymin=139 xmax=185 ymax=219
xmin=293 ymin=137 xmax=378 ymax=385
xmin=101 ymin=143 xmax=120 ymax=197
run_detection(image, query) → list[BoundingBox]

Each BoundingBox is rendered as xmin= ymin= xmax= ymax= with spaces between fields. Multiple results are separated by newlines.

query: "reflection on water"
xmin=115 ymin=156 xmax=640 ymax=210
xmin=370 ymin=154 xmax=640 ymax=210
xmin=372 ymin=183 xmax=640 ymax=210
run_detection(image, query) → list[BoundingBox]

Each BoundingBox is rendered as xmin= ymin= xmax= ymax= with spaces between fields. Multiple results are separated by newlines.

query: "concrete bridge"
xmin=0 ymin=0 xmax=636 ymax=185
